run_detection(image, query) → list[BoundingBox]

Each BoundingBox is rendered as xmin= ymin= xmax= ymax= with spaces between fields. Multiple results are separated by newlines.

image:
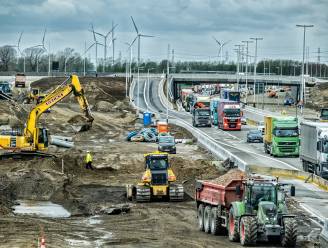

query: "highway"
xmin=132 ymin=76 xmax=328 ymax=225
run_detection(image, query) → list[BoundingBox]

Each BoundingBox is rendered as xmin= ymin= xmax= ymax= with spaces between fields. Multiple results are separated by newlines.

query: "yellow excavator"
xmin=0 ymin=75 xmax=94 ymax=158
xmin=25 ymin=88 xmax=47 ymax=104
xmin=126 ymin=151 xmax=184 ymax=202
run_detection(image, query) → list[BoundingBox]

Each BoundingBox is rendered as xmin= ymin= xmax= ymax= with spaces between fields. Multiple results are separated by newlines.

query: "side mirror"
xmin=290 ymin=185 xmax=295 ymax=197
xmin=235 ymin=185 xmax=241 ymax=196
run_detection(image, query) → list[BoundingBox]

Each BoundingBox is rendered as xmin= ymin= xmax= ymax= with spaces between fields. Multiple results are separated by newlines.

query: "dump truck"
xmin=15 ymin=73 xmax=26 ymax=88
xmin=126 ymin=152 xmax=184 ymax=202
xmin=300 ymin=121 xmax=328 ymax=179
xmin=264 ymin=116 xmax=299 ymax=157
xmin=217 ymin=100 xmax=241 ymax=130
xmin=195 ymin=170 xmax=297 ymax=247
xmin=0 ymin=81 xmax=12 ymax=99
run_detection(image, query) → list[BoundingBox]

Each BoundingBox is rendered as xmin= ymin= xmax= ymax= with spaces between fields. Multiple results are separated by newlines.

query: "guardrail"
xmin=320 ymin=219 xmax=328 ymax=247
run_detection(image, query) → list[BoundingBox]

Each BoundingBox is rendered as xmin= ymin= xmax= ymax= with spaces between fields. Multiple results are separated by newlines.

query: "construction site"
xmin=0 ymin=75 xmax=324 ymax=248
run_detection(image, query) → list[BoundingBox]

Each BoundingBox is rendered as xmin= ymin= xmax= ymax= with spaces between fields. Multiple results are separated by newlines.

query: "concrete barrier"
xmin=248 ymin=164 xmax=328 ymax=192
xmin=320 ymin=219 xmax=328 ymax=248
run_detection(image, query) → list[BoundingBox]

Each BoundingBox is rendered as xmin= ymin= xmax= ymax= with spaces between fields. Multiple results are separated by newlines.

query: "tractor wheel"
xmin=281 ymin=218 xmax=297 ymax=247
xmin=239 ymin=216 xmax=257 ymax=246
xmin=210 ymin=207 xmax=225 ymax=235
xmin=204 ymin=206 xmax=212 ymax=233
xmin=228 ymin=207 xmax=240 ymax=242
xmin=135 ymin=185 xmax=151 ymax=202
xmin=197 ymin=204 xmax=205 ymax=231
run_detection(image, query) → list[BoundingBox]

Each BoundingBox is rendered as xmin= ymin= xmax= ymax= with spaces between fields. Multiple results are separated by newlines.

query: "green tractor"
xmin=228 ymin=176 xmax=297 ymax=246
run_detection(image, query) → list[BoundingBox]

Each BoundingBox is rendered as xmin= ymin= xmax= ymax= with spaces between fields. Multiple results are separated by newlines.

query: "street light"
xmin=250 ymin=37 xmax=263 ymax=106
xmin=296 ymin=24 xmax=314 ymax=113
xmin=242 ymin=40 xmax=253 ymax=104
xmin=137 ymin=66 xmax=145 ymax=113
xmin=146 ymin=68 xmax=155 ymax=111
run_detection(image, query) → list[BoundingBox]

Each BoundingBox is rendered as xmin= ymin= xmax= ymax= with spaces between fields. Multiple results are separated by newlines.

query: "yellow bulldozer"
xmin=127 ymin=152 xmax=184 ymax=202
xmin=25 ymin=88 xmax=47 ymax=104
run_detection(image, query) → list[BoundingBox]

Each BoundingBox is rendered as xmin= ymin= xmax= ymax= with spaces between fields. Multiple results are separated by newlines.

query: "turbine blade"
xmin=91 ymin=23 xmax=97 ymax=41
xmin=86 ymin=43 xmax=95 ymax=52
xmin=140 ymin=34 xmax=154 ymax=38
xmin=130 ymin=36 xmax=138 ymax=47
xmin=130 ymin=16 xmax=139 ymax=34
xmin=222 ymin=40 xmax=231 ymax=46
xmin=106 ymin=23 xmax=118 ymax=37
xmin=42 ymin=28 xmax=46 ymax=45
xmin=17 ymin=31 xmax=23 ymax=47
xmin=212 ymin=36 xmax=221 ymax=45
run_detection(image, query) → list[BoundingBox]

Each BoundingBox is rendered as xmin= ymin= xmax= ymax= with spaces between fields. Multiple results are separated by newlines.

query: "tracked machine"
xmin=127 ymin=152 xmax=184 ymax=202
xmin=0 ymin=75 xmax=93 ymax=159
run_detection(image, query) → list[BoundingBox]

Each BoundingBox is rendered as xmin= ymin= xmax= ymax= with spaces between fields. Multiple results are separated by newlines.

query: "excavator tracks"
xmin=169 ymin=184 xmax=184 ymax=201
xmin=0 ymin=151 xmax=56 ymax=160
xmin=135 ymin=185 xmax=151 ymax=202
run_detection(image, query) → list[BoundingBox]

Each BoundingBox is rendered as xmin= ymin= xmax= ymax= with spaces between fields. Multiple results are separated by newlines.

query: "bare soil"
xmin=0 ymin=77 xmax=319 ymax=247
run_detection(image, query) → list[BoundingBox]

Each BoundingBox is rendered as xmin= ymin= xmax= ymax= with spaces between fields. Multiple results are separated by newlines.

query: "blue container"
xmin=143 ymin=112 xmax=152 ymax=126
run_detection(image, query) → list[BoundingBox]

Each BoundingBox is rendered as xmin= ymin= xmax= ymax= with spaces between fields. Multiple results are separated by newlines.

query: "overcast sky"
xmin=1 ymin=0 xmax=327 ymax=63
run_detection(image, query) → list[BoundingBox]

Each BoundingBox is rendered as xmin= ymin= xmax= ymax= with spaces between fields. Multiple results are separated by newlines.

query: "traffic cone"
xmin=40 ymin=237 xmax=46 ymax=248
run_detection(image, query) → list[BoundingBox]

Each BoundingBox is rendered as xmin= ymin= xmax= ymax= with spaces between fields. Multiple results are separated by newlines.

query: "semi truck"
xmin=210 ymin=97 xmax=220 ymax=126
xmin=189 ymin=95 xmax=210 ymax=113
xmin=221 ymin=89 xmax=241 ymax=103
xmin=264 ymin=116 xmax=299 ymax=157
xmin=180 ymin=89 xmax=193 ymax=111
xmin=300 ymin=121 xmax=328 ymax=179
xmin=195 ymin=172 xmax=297 ymax=247
xmin=217 ymin=100 xmax=241 ymax=130
xmin=192 ymin=107 xmax=211 ymax=127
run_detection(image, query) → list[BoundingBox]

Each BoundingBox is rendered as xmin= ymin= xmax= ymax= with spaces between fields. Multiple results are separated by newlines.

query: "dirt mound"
xmin=307 ymin=84 xmax=328 ymax=110
xmin=93 ymin=101 xmax=114 ymax=112
xmin=209 ymin=169 xmax=245 ymax=185
xmin=67 ymin=114 xmax=88 ymax=124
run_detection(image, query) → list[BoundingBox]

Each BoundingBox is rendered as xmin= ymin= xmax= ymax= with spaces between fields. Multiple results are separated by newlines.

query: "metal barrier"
xmin=320 ymin=219 xmax=328 ymax=247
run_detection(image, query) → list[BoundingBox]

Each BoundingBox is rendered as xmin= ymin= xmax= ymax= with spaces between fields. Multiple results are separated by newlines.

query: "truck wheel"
xmin=228 ymin=208 xmax=239 ymax=242
xmin=210 ymin=207 xmax=225 ymax=235
xmin=197 ymin=204 xmax=205 ymax=231
xmin=239 ymin=216 xmax=257 ymax=246
xmin=281 ymin=218 xmax=297 ymax=247
xmin=204 ymin=206 xmax=212 ymax=233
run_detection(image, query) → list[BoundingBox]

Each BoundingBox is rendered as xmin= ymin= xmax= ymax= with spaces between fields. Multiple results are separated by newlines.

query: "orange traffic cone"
xmin=40 ymin=237 xmax=46 ymax=248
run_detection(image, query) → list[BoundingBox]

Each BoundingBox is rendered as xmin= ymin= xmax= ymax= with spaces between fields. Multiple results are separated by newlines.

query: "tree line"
xmin=0 ymin=45 xmax=327 ymax=77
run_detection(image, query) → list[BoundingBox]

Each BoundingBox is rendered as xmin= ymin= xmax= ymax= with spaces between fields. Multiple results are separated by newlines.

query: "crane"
xmin=0 ymin=75 xmax=94 ymax=158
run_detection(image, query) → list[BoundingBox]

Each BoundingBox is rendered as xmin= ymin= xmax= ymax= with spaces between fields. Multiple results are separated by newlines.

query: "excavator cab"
xmin=126 ymin=152 xmax=184 ymax=202
xmin=36 ymin=127 xmax=49 ymax=150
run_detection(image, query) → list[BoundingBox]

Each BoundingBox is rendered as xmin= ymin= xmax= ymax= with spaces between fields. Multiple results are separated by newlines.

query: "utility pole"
xmin=296 ymin=24 xmax=314 ymax=113
xmin=112 ymin=21 xmax=115 ymax=66
xmin=242 ymin=40 xmax=253 ymax=104
xmin=306 ymin=46 xmax=309 ymax=76
xmin=235 ymin=44 xmax=242 ymax=90
xmin=83 ymin=41 xmax=86 ymax=76
xmin=250 ymin=37 xmax=263 ymax=105
xmin=317 ymin=47 xmax=321 ymax=77
xmin=166 ymin=44 xmax=170 ymax=123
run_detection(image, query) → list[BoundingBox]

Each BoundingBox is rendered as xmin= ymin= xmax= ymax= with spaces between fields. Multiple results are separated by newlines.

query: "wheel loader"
xmin=126 ymin=152 xmax=184 ymax=202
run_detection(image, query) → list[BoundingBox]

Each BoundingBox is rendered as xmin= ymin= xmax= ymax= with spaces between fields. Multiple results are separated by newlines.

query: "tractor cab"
xmin=145 ymin=152 xmax=169 ymax=171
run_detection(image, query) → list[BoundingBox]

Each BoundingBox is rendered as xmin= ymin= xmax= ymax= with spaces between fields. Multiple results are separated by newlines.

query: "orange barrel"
xmin=157 ymin=121 xmax=168 ymax=133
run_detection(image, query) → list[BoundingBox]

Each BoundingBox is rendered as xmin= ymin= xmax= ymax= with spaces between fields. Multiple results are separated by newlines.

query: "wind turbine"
xmin=212 ymin=36 xmax=231 ymax=63
xmin=9 ymin=31 xmax=24 ymax=72
xmin=89 ymin=24 xmax=104 ymax=73
xmin=130 ymin=16 xmax=154 ymax=65
xmin=91 ymin=23 xmax=118 ymax=72
xmin=39 ymin=29 xmax=51 ymax=76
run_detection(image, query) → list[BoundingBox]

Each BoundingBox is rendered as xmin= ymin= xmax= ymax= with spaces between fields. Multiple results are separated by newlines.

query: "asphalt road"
xmin=132 ymin=77 xmax=328 ymax=223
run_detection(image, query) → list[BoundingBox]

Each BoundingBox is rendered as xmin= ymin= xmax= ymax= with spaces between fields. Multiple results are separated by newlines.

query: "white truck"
xmin=300 ymin=121 xmax=328 ymax=179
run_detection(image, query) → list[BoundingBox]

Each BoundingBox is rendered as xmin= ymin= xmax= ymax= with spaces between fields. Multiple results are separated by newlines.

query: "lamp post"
xmin=296 ymin=24 xmax=314 ymax=113
xmin=242 ymin=40 xmax=253 ymax=104
xmin=250 ymin=37 xmax=263 ymax=106
xmin=137 ymin=66 xmax=144 ymax=113
xmin=146 ymin=68 xmax=155 ymax=111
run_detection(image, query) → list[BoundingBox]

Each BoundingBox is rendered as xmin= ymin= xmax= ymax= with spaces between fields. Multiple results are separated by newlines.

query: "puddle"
xmin=13 ymin=200 xmax=71 ymax=218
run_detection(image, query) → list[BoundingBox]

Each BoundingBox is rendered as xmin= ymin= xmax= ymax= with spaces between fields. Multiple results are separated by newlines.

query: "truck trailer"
xmin=195 ymin=171 xmax=297 ymax=247
xmin=264 ymin=116 xmax=299 ymax=157
xmin=221 ymin=89 xmax=241 ymax=103
xmin=210 ymin=97 xmax=220 ymax=126
xmin=300 ymin=121 xmax=328 ymax=179
xmin=217 ymin=100 xmax=241 ymax=131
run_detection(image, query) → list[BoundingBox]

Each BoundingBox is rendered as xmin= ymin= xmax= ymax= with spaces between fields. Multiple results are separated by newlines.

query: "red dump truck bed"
xmin=195 ymin=169 xmax=244 ymax=207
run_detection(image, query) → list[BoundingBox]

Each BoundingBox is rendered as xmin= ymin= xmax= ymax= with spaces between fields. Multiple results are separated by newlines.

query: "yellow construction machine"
xmin=25 ymin=88 xmax=47 ymax=104
xmin=126 ymin=151 xmax=184 ymax=202
xmin=0 ymin=75 xmax=93 ymax=158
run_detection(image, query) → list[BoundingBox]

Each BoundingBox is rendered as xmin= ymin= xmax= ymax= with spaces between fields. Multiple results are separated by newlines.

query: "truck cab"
xmin=320 ymin=108 xmax=328 ymax=122
xmin=264 ymin=116 xmax=299 ymax=157
xmin=210 ymin=98 xmax=220 ymax=126
xmin=217 ymin=100 xmax=242 ymax=130
xmin=192 ymin=108 xmax=211 ymax=127
xmin=0 ymin=81 xmax=12 ymax=99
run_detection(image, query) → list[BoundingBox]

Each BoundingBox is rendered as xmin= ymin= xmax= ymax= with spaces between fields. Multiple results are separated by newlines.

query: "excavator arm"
xmin=24 ymin=75 xmax=94 ymax=141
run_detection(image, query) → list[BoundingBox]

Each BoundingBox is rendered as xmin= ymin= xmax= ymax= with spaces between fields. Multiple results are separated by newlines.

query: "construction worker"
xmin=85 ymin=151 xmax=93 ymax=170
